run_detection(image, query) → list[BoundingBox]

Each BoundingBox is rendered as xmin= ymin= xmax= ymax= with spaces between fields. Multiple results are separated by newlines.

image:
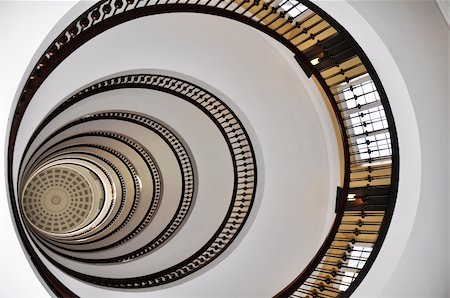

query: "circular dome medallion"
xmin=43 ymin=191 xmax=68 ymax=213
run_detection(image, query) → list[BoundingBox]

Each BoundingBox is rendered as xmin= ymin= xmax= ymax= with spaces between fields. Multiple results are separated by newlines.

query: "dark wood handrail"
xmin=6 ymin=0 xmax=399 ymax=296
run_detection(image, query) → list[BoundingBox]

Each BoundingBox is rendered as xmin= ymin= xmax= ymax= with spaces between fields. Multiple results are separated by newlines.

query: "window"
xmin=279 ymin=0 xmax=308 ymax=18
xmin=349 ymin=105 xmax=387 ymax=133
xmin=339 ymin=245 xmax=373 ymax=291
xmin=356 ymin=132 xmax=392 ymax=160
xmin=337 ymin=74 xmax=392 ymax=160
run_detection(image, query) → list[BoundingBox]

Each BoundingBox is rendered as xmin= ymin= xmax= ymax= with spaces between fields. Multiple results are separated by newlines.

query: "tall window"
xmin=338 ymin=74 xmax=392 ymax=160
xmin=339 ymin=244 xmax=373 ymax=291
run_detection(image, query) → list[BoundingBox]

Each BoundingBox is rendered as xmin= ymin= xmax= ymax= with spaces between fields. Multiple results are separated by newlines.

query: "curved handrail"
xmin=15 ymin=74 xmax=258 ymax=288
xmin=6 ymin=0 xmax=399 ymax=296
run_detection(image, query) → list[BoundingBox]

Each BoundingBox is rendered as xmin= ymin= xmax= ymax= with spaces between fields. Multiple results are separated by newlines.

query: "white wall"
xmin=0 ymin=2 xmax=76 ymax=297
xmin=344 ymin=1 xmax=449 ymax=297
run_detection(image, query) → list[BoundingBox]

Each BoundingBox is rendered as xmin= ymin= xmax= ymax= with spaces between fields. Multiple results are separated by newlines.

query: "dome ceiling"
xmin=22 ymin=165 xmax=99 ymax=235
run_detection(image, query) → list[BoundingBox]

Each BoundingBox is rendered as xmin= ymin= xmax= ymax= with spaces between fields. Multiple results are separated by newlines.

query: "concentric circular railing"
xmin=7 ymin=0 xmax=398 ymax=297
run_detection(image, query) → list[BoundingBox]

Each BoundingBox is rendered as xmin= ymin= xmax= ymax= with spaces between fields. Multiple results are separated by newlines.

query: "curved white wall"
xmin=312 ymin=1 xmax=449 ymax=297
xmin=0 ymin=2 xmax=77 ymax=297
xmin=346 ymin=2 xmax=449 ymax=297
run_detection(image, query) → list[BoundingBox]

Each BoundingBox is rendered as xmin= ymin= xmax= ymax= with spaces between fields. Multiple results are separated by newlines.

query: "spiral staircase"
xmin=2 ymin=1 xmax=449 ymax=297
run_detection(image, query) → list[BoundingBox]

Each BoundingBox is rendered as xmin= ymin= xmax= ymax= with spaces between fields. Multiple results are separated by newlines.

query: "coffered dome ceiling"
xmin=6 ymin=1 xmax=399 ymax=297
xmin=22 ymin=165 xmax=99 ymax=235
